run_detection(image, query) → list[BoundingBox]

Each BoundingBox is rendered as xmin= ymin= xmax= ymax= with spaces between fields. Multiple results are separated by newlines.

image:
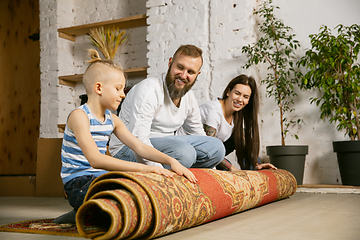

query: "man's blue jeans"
xmin=113 ymin=135 xmax=225 ymax=169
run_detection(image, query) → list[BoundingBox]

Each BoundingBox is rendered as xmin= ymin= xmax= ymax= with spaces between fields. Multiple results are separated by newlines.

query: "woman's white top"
xmin=199 ymin=99 xmax=234 ymax=142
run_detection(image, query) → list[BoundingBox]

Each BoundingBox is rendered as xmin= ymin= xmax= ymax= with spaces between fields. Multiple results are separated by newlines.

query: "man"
xmin=109 ymin=44 xmax=225 ymax=169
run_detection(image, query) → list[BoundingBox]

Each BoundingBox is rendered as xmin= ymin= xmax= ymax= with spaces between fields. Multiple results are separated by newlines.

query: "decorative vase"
xmin=266 ymin=145 xmax=308 ymax=185
xmin=333 ymin=140 xmax=360 ymax=186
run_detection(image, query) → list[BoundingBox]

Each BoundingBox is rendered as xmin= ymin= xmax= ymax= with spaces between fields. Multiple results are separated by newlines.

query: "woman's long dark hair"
xmin=222 ymin=75 xmax=259 ymax=170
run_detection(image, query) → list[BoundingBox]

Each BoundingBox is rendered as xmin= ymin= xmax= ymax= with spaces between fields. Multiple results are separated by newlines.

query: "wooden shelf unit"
xmin=59 ymin=67 xmax=148 ymax=87
xmin=58 ymin=124 xmax=65 ymax=133
xmin=57 ymin=15 xmax=149 ymax=133
xmin=58 ymin=14 xmax=148 ymax=41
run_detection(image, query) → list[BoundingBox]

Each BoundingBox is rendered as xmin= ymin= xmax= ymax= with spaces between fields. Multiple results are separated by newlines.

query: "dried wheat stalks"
xmin=88 ymin=26 xmax=128 ymax=60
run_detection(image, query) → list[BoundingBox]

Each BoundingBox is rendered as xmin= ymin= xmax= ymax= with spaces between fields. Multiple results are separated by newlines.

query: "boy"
xmin=54 ymin=50 xmax=197 ymax=223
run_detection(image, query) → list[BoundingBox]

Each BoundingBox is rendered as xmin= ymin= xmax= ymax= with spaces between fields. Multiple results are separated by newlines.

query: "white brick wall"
xmin=145 ymin=0 xmax=360 ymax=184
xmin=71 ymin=0 xmax=148 ymax=106
xmin=40 ymin=0 xmax=147 ymax=138
xmin=146 ymin=0 xmax=256 ymax=103
xmin=146 ymin=0 xmax=212 ymax=104
xmin=40 ymin=0 xmax=360 ymax=184
xmin=40 ymin=0 xmax=64 ymax=138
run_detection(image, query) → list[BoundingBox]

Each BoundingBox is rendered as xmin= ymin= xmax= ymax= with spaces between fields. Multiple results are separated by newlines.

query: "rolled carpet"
xmin=76 ymin=169 xmax=296 ymax=239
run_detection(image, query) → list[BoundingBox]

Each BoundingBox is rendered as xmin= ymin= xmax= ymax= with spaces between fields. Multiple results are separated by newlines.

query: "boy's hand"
xmin=170 ymin=161 xmax=198 ymax=183
xmin=143 ymin=165 xmax=175 ymax=178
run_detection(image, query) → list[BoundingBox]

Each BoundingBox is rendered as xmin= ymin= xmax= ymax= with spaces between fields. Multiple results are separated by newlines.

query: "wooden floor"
xmin=1 ymin=191 xmax=360 ymax=240
xmin=298 ymin=184 xmax=360 ymax=188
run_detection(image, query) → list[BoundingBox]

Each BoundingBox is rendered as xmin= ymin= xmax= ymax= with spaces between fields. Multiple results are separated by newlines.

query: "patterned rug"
xmin=0 ymin=169 xmax=296 ymax=239
xmin=0 ymin=219 xmax=80 ymax=237
xmin=77 ymin=168 xmax=296 ymax=239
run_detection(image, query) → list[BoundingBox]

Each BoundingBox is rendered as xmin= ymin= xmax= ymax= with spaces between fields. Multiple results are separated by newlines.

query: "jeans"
xmin=113 ymin=135 xmax=225 ymax=169
xmin=63 ymin=175 xmax=98 ymax=211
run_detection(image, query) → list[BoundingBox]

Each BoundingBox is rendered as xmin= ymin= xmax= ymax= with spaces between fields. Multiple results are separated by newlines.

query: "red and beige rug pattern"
xmin=0 ymin=169 xmax=296 ymax=239
xmin=0 ymin=219 xmax=80 ymax=237
xmin=77 ymin=168 xmax=296 ymax=239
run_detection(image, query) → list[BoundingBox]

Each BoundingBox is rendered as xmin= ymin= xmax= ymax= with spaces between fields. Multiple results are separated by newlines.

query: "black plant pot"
xmin=266 ymin=145 xmax=308 ymax=185
xmin=333 ymin=140 xmax=360 ymax=186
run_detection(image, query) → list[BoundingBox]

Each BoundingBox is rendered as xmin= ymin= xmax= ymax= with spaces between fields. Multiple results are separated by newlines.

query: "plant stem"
xmin=271 ymin=18 xmax=285 ymax=146
xmin=279 ymin=100 xmax=285 ymax=145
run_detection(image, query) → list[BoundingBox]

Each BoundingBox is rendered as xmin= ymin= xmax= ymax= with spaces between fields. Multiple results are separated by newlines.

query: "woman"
xmin=200 ymin=74 xmax=276 ymax=171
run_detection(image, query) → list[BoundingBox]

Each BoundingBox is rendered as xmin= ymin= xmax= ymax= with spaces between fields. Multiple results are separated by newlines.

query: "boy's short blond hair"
xmin=82 ymin=49 xmax=123 ymax=94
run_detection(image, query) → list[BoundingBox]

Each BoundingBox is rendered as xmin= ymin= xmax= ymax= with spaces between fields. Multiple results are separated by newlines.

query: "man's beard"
xmin=165 ymin=68 xmax=197 ymax=100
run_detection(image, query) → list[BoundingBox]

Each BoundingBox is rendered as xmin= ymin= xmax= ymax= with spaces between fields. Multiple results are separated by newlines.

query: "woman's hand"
xmin=255 ymin=163 xmax=277 ymax=170
xmin=229 ymin=165 xmax=242 ymax=172
xmin=170 ymin=161 xmax=198 ymax=183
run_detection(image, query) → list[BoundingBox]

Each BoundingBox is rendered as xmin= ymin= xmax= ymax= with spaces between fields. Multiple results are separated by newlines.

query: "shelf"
xmin=57 ymin=14 xmax=148 ymax=133
xmin=59 ymin=67 xmax=148 ymax=87
xmin=58 ymin=124 xmax=65 ymax=133
xmin=58 ymin=14 xmax=148 ymax=41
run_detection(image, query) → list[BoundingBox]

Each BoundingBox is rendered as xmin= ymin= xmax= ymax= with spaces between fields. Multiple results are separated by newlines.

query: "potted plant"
xmin=242 ymin=0 xmax=308 ymax=185
xmin=297 ymin=24 xmax=360 ymax=186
